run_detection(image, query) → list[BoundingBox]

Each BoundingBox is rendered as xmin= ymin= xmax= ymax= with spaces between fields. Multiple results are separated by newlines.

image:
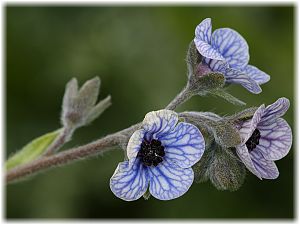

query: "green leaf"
xmin=6 ymin=129 xmax=61 ymax=171
xmin=210 ymin=89 xmax=246 ymax=106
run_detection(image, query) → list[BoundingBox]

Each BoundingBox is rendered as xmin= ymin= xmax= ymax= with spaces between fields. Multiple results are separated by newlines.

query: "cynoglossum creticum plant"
xmin=6 ymin=18 xmax=292 ymax=201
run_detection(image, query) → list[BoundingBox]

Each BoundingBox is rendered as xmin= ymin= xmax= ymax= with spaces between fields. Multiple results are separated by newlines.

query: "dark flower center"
xmin=246 ymin=129 xmax=261 ymax=152
xmin=137 ymin=139 xmax=165 ymax=167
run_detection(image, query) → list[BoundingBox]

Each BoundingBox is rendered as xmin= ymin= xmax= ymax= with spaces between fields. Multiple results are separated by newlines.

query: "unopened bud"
xmin=61 ymin=77 xmax=111 ymax=129
xmin=208 ymin=146 xmax=246 ymax=191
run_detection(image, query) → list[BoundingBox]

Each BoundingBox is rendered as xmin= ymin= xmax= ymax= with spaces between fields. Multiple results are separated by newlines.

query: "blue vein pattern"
xmin=110 ymin=110 xmax=205 ymax=201
xmin=159 ymin=122 xmax=205 ymax=168
xmin=257 ymin=118 xmax=292 ymax=161
xmin=194 ymin=18 xmax=224 ymax=60
xmin=211 ymin=28 xmax=249 ymax=69
xmin=222 ymin=67 xmax=262 ymax=94
xmin=142 ymin=110 xmax=178 ymax=141
xmin=236 ymin=98 xmax=292 ymax=179
xmin=110 ymin=159 xmax=149 ymax=201
xmin=251 ymin=150 xmax=279 ymax=179
xmin=242 ymin=65 xmax=270 ymax=85
xmin=194 ymin=18 xmax=270 ymax=94
xmin=260 ymin=98 xmax=290 ymax=124
xmin=127 ymin=129 xmax=145 ymax=160
xmin=148 ymin=159 xmax=194 ymax=200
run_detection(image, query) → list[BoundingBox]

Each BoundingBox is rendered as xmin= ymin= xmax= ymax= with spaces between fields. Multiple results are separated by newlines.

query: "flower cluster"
xmin=109 ymin=18 xmax=292 ymax=201
xmin=194 ymin=18 xmax=270 ymax=94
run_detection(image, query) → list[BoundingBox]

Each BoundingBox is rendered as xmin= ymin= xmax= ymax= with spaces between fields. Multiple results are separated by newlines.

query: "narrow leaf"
xmin=6 ymin=129 xmax=62 ymax=170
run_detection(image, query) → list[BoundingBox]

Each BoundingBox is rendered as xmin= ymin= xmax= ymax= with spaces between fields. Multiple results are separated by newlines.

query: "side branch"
xmin=6 ymin=134 xmax=121 ymax=183
xmin=7 ymin=85 xmax=194 ymax=183
xmin=6 ymin=123 xmax=142 ymax=183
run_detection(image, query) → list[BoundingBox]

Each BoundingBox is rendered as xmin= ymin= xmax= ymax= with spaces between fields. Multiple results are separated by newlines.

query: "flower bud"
xmin=213 ymin=120 xmax=241 ymax=148
xmin=208 ymin=146 xmax=246 ymax=191
xmin=192 ymin=141 xmax=214 ymax=183
xmin=61 ymin=77 xmax=111 ymax=129
xmin=180 ymin=112 xmax=241 ymax=148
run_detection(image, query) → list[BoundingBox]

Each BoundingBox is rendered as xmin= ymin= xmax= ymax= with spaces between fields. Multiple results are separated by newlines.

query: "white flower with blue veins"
xmin=110 ymin=109 xmax=205 ymax=201
xmin=194 ymin=18 xmax=270 ymax=94
xmin=236 ymin=98 xmax=292 ymax=179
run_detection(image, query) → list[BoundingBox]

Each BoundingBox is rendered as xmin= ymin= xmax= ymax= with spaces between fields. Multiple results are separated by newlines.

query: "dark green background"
xmin=6 ymin=6 xmax=294 ymax=219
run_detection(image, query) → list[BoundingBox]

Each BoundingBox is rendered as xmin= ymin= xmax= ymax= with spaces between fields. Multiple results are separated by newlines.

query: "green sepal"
xmin=209 ymin=89 xmax=246 ymax=106
xmin=213 ymin=120 xmax=242 ymax=148
xmin=226 ymin=107 xmax=258 ymax=121
xmin=208 ymin=146 xmax=246 ymax=191
xmin=6 ymin=129 xmax=62 ymax=171
xmin=192 ymin=73 xmax=225 ymax=93
xmin=143 ymin=188 xmax=151 ymax=200
xmin=186 ymin=40 xmax=203 ymax=76
xmin=192 ymin=140 xmax=214 ymax=183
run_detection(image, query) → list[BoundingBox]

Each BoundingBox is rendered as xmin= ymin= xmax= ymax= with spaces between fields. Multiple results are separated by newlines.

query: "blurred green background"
xmin=6 ymin=6 xmax=294 ymax=219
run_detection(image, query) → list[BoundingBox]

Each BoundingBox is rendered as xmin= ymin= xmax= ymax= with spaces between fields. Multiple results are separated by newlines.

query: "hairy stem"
xmin=43 ymin=127 xmax=73 ymax=156
xmin=165 ymin=85 xmax=192 ymax=110
xmin=6 ymin=85 xmax=193 ymax=183
xmin=6 ymin=123 xmax=142 ymax=183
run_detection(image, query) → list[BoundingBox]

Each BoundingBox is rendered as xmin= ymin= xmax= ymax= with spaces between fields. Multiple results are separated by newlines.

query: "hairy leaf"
xmin=6 ymin=129 xmax=61 ymax=170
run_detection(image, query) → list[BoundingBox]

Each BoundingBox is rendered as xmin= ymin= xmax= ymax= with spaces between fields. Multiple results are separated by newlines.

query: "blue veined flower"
xmin=235 ymin=98 xmax=292 ymax=179
xmin=110 ymin=110 xmax=205 ymax=201
xmin=194 ymin=18 xmax=270 ymax=94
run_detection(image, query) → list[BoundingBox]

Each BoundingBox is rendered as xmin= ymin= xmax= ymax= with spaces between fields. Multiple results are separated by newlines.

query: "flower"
xmin=110 ymin=110 xmax=205 ymax=201
xmin=235 ymin=98 xmax=292 ymax=179
xmin=194 ymin=18 xmax=270 ymax=94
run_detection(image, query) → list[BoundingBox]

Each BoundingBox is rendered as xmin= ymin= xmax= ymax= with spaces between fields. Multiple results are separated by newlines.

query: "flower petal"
xmin=194 ymin=18 xmax=224 ymax=60
xmin=148 ymin=160 xmax=194 ymax=200
xmin=204 ymin=58 xmax=228 ymax=72
xmin=195 ymin=18 xmax=212 ymax=43
xmin=127 ymin=129 xmax=145 ymax=160
xmin=110 ymin=159 xmax=149 ymax=201
xmin=242 ymin=65 xmax=270 ymax=85
xmin=239 ymin=104 xmax=265 ymax=143
xmin=159 ymin=122 xmax=205 ymax=168
xmin=142 ymin=110 xmax=178 ymax=140
xmin=224 ymin=67 xmax=262 ymax=94
xmin=261 ymin=98 xmax=290 ymax=124
xmin=211 ymin=28 xmax=249 ymax=69
xmin=250 ymin=150 xmax=279 ymax=179
xmin=236 ymin=145 xmax=262 ymax=179
xmin=256 ymin=118 xmax=292 ymax=161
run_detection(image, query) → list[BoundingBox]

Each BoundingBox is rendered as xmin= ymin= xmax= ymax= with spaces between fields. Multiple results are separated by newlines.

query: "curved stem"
xmin=165 ymin=85 xmax=192 ymax=110
xmin=6 ymin=135 xmax=118 ymax=183
xmin=6 ymin=123 xmax=142 ymax=183
xmin=6 ymin=84 xmax=194 ymax=183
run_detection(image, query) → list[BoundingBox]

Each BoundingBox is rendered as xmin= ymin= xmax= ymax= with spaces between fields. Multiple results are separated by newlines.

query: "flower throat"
xmin=246 ymin=129 xmax=261 ymax=152
xmin=137 ymin=139 xmax=165 ymax=167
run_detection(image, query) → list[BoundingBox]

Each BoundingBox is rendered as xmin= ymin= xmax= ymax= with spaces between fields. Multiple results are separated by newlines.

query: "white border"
xmin=1 ymin=0 xmax=298 ymax=224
